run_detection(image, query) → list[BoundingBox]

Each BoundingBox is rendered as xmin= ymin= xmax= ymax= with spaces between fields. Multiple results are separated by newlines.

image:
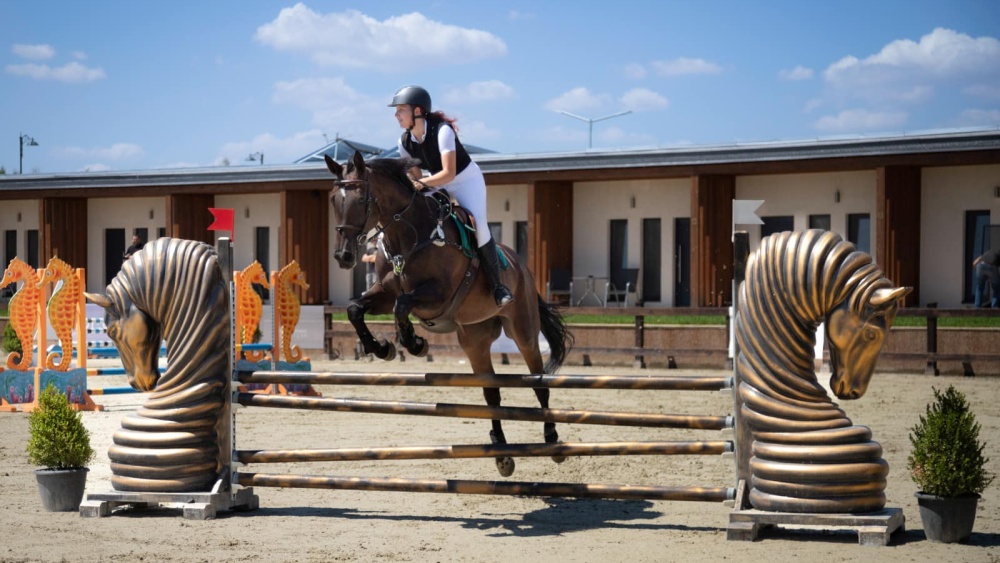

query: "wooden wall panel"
xmin=280 ymin=190 xmax=329 ymax=305
xmin=527 ymin=181 xmax=574 ymax=295
xmin=40 ymin=198 xmax=87 ymax=268
xmin=165 ymin=193 xmax=215 ymax=244
xmin=877 ymin=165 xmax=921 ymax=306
xmin=690 ymin=175 xmax=735 ymax=307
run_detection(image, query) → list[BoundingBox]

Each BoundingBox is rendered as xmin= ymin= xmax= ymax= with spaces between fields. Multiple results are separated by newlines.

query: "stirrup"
xmin=495 ymin=286 xmax=513 ymax=306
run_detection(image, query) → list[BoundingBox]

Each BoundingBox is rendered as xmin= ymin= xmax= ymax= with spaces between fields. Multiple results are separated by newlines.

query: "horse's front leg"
xmin=348 ymin=289 xmax=397 ymax=361
xmin=393 ymin=293 xmax=428 ymax=357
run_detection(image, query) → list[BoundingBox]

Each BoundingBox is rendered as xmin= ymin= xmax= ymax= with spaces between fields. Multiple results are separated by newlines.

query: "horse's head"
xmin=326 ymin=151 xmax=371 ymax=269
xmin=85 ymin=291 xmax=162 ymax=392
xmin=826 ymin=285 xmax=911 ymax=400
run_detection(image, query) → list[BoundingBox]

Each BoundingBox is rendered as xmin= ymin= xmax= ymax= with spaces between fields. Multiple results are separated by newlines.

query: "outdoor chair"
xmin=604 ymin=268 xmax=639 ymax=307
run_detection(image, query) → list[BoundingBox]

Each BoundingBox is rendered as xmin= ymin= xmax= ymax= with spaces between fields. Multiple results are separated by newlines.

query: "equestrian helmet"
xmin=388 ymin=85 xmax=431 ymax=114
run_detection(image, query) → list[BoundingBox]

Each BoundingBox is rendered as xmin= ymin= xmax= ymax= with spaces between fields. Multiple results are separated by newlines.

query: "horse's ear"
xmin=870 ymin=286 xmax=912 ymax=308
xmin=324 ymin=154 xmax=342 ymax=177
xmin=352 ymin=150 xmax=366 ymax=172
xmin=85 ymin=292 xmax=114 ymax=310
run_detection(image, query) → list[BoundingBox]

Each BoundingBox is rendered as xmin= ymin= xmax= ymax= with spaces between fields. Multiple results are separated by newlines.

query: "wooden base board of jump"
xmin=80 ymin=485 xmax=259 ymax=520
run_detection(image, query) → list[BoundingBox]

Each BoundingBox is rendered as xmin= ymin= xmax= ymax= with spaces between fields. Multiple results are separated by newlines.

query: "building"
xmin=1 ymin=129 xmax=998 ymax=308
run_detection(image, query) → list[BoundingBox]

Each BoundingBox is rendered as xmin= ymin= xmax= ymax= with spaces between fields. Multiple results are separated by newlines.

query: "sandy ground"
xmin=1 ymin=356 xmax=998 ymax=563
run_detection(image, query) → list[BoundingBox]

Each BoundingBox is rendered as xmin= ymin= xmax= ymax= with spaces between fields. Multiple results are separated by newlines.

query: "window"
xmin=761 ymin=216 xmax=794 ymax=239
xmin=610 ymin=219 xmax=628 ymax=289
xmin=847 ymin=213 xmax=871 ymax=254
xmin=26 ymin=230 xmax=39 ymax=269
xmin=255 ymin=227 xmax=270 ymax=300
xmin=964 ymin=210 xmax=990 ymax=303
xmin=134 ymin=227 xmax=148 ymax=243
xmin=157 ymin=227 xmax=166 ymax=239
xmin=515 ymin=221 xmax=528 ymax=265
xmin=488 ymin=222 xmax=502 ymax=245
xmin=809 ymin=214 xmax=831 ymax=231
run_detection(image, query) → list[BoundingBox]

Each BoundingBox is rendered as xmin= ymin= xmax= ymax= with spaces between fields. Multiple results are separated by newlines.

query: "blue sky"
xmin=2 ymin=1 xmax=998 ymax=173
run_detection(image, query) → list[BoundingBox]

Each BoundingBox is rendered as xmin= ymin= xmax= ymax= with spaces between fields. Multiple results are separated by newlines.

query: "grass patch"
xmin=894 ymin=316 xmax=1000 ymax=328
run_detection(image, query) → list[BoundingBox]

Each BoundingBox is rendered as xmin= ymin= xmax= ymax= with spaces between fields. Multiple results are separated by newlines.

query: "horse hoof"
xmin=412 ymin=337 xmax=429 ymax=358
xmin=496 ymin=457 xmax=515 ymax=477
xmin=379 ymin=341 xmax=397 ymax=362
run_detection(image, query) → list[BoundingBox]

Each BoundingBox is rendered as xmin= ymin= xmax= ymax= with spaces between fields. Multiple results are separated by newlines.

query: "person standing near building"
xmin=362 ymin=239 xmax=378 ymax=289
xmin=973 ymin=249 xmax=1000 ymax=308
xmin=388 ymin=85 xmax=512 ymax=307
xmin=123 ymin=234 xmax=144 ymax=261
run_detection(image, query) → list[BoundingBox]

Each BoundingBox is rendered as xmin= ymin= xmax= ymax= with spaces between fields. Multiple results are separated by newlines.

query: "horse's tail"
xmin=537 ymin=293 xmax=574 ymax=374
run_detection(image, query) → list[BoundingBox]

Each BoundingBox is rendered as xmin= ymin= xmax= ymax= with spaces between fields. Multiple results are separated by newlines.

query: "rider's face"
xmin=394 ymin=104 xmax=413 ymax=129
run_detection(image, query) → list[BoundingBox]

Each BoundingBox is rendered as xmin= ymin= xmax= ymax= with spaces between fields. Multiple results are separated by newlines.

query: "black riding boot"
xmin=479 ymin=240 xmax=513 ymax=306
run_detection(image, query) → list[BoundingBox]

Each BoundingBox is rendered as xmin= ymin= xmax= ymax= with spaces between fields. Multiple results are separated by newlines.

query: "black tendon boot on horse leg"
xmin=480 ymin=240 xmax=513 ymax=307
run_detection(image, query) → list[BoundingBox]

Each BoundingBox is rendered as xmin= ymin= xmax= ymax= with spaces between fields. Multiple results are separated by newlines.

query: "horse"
xmin=325 ymin=151 xmax=573 ymax=477
xmin=734 ymin=230 xmax=910 ymax=513
xmin=85 ymin=238 xmax=229 ymax=492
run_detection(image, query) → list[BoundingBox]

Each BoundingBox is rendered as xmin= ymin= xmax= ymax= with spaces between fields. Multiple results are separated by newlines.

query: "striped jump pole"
xmin=230 ymin=368 xmax=737 ymax=505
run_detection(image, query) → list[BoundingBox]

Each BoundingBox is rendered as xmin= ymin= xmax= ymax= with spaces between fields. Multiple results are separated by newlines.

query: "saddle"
xmin=424 ymin=189 xmax=477 ymax=255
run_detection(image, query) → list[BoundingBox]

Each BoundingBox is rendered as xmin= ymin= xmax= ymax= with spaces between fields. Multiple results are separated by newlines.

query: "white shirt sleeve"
xmin=437 ymin=124 xmax=457 ymax=155
xmin=397 ymin=138 xmax=412 ymax=159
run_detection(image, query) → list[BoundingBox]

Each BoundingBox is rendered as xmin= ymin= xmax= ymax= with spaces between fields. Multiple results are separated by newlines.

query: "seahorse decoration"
xmin=274 ymin=261 xmax=309 ymax=362
xmin=37 ymin=256 xmax=81 ymax=371
xmin=1 ymin=258 xmax=42 ymax=370
xmin=236 ymin=261 xmax=270 ymax=362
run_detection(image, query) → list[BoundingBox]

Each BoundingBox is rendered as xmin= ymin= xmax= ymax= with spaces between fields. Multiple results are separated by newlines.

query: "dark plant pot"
xmin=915 ymin=491 xmax=979 ymax=543
xmin=34 ymin=468 xmax=89 ymax=512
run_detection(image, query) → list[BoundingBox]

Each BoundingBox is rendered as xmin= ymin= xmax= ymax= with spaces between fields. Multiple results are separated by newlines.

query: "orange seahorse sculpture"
xmin=37 ymin=256 xmax=81 ymax=371
xmin=1 ymin=258 xmax=42 ymax=370
xmin=274 ymin=261 xmax=309 ymax=363
xmin=237 ymin=261 xmax=270 ymax=362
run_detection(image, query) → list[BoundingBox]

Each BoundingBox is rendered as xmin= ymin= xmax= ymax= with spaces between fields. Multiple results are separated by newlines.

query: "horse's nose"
xmin=340 ymin=250 xmax=354 ymax=263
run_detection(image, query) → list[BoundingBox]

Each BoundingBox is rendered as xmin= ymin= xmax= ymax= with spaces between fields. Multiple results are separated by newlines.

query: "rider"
xmin=389 ymin=85 xmax=513 ymax=307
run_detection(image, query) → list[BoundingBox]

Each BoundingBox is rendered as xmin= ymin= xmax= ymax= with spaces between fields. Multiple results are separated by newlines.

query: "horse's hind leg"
xmin=458 ymin=320 xmax=514 ymax=477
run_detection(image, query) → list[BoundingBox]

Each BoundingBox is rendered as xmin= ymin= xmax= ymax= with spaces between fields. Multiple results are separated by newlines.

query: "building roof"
xmin=294 ymin=138 xmax=385 ymax=164
xmin=1 ymin=128 xmax=998 ymax=193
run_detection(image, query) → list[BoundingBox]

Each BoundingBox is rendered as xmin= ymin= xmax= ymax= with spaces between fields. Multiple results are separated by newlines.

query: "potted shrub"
xmin=26 ymin=384 xmax=95 ymax=511
xmin=908 ymin=385 xmax=994 ymax=543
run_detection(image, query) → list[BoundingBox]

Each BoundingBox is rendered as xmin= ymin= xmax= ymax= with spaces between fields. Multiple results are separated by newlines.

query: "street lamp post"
xmin=559 ymin=110 xmax=632 ymax=149
xmin=246 ymin=152 xmax=264 ymax=166
xmin=19 ymin=133 xmax=39 ymax=174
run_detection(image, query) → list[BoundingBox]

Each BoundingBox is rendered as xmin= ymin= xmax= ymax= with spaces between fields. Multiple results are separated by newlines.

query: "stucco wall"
xmin=0 ymin=199 xmax=41 ymax=263
xmin=921 ymin=164 xmax=1000 ymax=307
xmin=86 ymin=196 xmax=166 ymax=290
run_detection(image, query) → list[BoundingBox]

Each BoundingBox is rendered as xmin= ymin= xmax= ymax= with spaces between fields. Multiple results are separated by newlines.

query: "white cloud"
xmin=958 ymin=108 xmax=1000 ymax=126
xmin=779 ymin=65 xmax=813 ymax=81
xmin=255 ymin=5 xmax=506 ymax=71
xmin=803 ymin=98 xmax=824 ymax=113
xmin=71 ymin=51 xmax=87 ymax=60
xmin=650 ymin=57 xmax=722 ymax=76
xmin=217 ymin=130 xmax=333 ymax=166
xmin=823 ymin=28 xmax=1000 ymax=103
xmin=813 ymin=109 xmax=908 ymax=132
xmin=544 ymin=87 xmax=611 ymax=113
xmin=63 ymin=143 xmax=144 ymax=160
xmin=81 ymin=163 xmax=111 ymax=172
xmin=6 ymin=61 xmax=105 ymax=83
xmin=620 ymin=88 xmax=668 ymax=111
xmin=624 ymin=63 xmax=646 ymax=79
xmin=443 ymin=80 xmax=515 ymax=104
xmin=12 ymin=43 xmax=54 ymax=60
xmin=271 ymin=77 xmax=401 ymax=143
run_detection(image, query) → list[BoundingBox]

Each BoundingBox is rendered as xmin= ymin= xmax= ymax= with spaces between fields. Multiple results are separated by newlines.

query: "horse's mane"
xmin=363 ymin=157 xmax=422 ymax=188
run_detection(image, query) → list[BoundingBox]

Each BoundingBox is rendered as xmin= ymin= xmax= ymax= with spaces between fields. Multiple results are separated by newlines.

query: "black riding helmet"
xmin=388 ymin=85 xmax=431 ymax=115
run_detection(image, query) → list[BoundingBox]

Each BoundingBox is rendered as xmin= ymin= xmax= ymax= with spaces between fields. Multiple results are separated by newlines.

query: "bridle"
xmin=332 ymin=169 xmax=421 ymax=252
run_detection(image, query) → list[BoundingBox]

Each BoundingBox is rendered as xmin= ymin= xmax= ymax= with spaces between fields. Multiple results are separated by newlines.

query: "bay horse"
xmin=326 ymin=151 xmax=573 ymax=477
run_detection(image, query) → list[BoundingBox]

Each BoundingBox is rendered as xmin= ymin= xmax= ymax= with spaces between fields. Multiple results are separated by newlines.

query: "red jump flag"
xmin=208 ymin=208 xmax=235 ymax=241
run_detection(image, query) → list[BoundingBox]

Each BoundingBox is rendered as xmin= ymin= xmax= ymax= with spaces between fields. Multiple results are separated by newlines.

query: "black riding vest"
xmin=400 ymin=116 xmax=471 ymax=175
